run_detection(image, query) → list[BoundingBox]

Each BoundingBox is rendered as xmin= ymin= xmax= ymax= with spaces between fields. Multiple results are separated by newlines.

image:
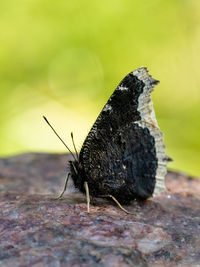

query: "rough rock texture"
xmin=0 ymin=153 xmax=200 ymax=267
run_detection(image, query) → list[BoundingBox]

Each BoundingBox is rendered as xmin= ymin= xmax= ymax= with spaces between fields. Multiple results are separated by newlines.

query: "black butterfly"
xmin=44 ymin=67 xmax=170 ymax=213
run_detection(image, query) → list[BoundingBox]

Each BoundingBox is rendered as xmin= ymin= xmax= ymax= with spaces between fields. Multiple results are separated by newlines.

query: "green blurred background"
xmin=0 ymin=0 xmax=199 ymax=176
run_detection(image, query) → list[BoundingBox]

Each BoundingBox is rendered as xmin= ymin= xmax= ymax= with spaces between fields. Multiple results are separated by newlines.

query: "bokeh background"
xmin=0 ymin=0 xmax=200 ymax=176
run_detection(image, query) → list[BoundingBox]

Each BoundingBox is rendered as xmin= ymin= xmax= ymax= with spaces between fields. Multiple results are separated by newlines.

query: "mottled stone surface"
xmin=0 ymin=153 xmax=200 ymax=266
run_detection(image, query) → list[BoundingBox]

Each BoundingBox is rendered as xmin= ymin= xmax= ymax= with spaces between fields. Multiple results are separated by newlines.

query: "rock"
xmin=0 ymin=153 xmax=200 ymax=266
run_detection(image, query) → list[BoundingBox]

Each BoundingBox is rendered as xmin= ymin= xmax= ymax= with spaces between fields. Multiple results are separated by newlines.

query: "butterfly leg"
xmin=84 ymin=181 xmax=90 ymax=213
xmin=108 ymin=195 xmax=132 ymax=214
xmin=55 ymin=172 xmax=70 ymax=200
xmin=99 ymin=194 xmax=132 ymax=214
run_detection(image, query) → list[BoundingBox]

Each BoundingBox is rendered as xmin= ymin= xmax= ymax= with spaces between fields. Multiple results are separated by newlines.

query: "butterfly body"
xmin=69 ymin=67 xmax=169 ymax=203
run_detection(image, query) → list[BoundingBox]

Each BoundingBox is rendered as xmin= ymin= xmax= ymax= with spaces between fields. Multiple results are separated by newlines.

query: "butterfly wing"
xmin=78 ymin=67 xmax=169 ymax=202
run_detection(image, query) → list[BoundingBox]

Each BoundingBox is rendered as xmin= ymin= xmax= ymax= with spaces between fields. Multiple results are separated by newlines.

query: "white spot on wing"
xmin=118 ymin=86 xmax=129 ymax=91
xmin=103 ymin=104 xmax=112 ymax=112
xmin=122 ymin=164 xmax=126 ymax=169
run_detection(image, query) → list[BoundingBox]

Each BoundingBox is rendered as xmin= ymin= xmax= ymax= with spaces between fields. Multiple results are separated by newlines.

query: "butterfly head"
xmin=69 ymin=160 xmax=85 ymax=193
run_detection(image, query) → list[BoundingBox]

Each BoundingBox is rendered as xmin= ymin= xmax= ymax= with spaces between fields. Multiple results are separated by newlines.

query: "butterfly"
xmin=44 ymin=67 xmax=170 ymax=213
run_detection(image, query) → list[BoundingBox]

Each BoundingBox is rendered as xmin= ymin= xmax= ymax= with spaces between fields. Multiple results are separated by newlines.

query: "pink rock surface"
xmin=0 ymin=153 xmax=200 ymax=266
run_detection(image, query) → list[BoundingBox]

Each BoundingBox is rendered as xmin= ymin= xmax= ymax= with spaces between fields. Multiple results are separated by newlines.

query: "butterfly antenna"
xmin=43 ymin=116 xmax=76 ymax=161
xmin=71 ymin=132 xmax=79 ymax=160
